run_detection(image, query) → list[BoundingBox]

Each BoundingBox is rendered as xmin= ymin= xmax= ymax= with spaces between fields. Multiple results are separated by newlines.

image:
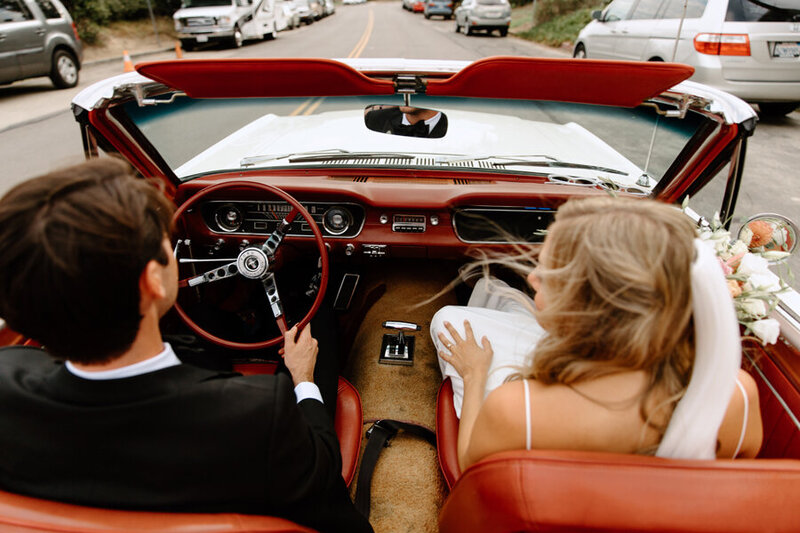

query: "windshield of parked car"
xmin=123 ymin=94 xmax=710 ymax=189
xmin=181 ymin=0 xmax=232 ymax=7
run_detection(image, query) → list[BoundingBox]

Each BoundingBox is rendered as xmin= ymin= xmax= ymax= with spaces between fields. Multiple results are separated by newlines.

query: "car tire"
xmin=465 ymin=23 xmax=473 ymax=35
xmin=573 ymin=43 xmax=586 ymax=58
xmin=49 ymin=49 xmax=79 ymax=89
xmin=180 ymin=39 xmax=195 ymax=51
xmin=499 ymin=28 xmax=507 ymax=37
xmin=758 ymin=102 xmax=799 ymax=117
xmin=231 ymin=26 xmax=243 ymax=48
xmin=454 ymin=20 xmax=460 ymax=32
xmin=266 ymin=22 xmax=277 ymax=40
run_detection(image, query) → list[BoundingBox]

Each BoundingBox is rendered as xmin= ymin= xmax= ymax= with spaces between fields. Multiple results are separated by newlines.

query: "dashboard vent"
xmin=352 ymin=176 xmax=368 ymax=183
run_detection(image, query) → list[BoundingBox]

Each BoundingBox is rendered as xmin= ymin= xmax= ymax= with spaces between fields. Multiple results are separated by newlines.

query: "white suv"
xmin=573 ymin=0 xmax=800 ymax=116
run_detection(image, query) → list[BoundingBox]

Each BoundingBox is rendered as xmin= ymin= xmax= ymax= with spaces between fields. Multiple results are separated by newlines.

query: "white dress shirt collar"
xmin=65 ymin=343 xmax=181 ymax=380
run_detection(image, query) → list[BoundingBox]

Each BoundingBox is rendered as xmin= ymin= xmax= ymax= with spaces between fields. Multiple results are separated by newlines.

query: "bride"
xmin=431 ymin=196 xmax=763 ymax=470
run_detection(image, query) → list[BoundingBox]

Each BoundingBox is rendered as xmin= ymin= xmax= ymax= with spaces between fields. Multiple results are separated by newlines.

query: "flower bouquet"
xmin=687 ymin=203 xmax=791 ymax=345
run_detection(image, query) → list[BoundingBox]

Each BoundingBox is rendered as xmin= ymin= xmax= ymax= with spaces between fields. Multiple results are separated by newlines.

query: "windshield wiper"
xmin=436 ymin=154 xmax=629 ymax=177
xmin=240 ymin=149 xmax=414 ymax=168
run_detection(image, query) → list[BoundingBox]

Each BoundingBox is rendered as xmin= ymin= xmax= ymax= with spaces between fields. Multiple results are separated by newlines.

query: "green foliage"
xmin=61 ymin=0 xmax=182 ymax=44
xmin=513 ymin=0 xmax=610 ymax=47
xmin=533 ymin=0 xmax=607 ymax=25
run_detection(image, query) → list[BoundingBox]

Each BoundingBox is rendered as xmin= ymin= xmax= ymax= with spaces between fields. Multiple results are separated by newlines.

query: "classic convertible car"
xmin=1 ymin=56 xmax=799 ymax=532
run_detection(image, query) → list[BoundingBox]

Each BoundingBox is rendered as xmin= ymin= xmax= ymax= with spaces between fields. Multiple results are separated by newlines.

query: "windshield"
xmin=124 ymin=94 xmax=709 ymax=188
xmin=181 ymin=0 xmax=233 ymax=8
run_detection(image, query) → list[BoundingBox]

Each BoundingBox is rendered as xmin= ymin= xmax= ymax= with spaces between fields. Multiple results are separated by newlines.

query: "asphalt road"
xmin=1 ymin=0 xmax=798 ymax=279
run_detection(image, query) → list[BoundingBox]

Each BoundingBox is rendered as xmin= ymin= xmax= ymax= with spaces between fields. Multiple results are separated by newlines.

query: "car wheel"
xmin=231 ymin=26 xmax=243 ymax=48
xmin=758 ymin=102 xmax=799 ymax=117
xmin=180 ymin=39 xmax=195 ymax=51
xmin=424 ymin=12 xmax=430 ymax=18
xmin=465 ymin=22 xmax=473 ymax=35
xmin=266 ymin=22 xmax=277 ymax=40
xmin=573 ymin=43 xmax=587 ymax=59
xmin=49 ymin=49 xmax=79 ymax=89
xmin=454 ymin=20 xmax=460 ymax=32
xmin=499 ymin=28 xmax=508 ymax=37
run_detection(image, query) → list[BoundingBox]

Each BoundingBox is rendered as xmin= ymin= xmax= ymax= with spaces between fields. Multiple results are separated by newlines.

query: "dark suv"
xmin=0 ymin=0 xmax=82 ymax=89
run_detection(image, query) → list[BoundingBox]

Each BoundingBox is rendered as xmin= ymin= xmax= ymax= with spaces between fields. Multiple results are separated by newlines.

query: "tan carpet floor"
xmin=343 ymin=261 xmax=458 ymax=533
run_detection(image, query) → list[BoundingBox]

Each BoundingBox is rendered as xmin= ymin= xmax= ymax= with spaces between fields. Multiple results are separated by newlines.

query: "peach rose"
xmin=727 ymin=279 xmax=742 ymax=298
xmin=748 ymin=220 xmax=774 ymax=247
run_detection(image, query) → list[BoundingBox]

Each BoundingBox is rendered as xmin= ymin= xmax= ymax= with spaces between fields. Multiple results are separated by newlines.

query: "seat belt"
xmin=353 ymin=419 xmax=436 ymax=518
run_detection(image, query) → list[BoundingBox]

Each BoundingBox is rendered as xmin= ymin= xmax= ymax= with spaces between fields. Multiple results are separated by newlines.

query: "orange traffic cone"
xmin=175 ymin=41 xmax=184 ymax=59
xmin=122 ymin=50 xmax=134 ymax=72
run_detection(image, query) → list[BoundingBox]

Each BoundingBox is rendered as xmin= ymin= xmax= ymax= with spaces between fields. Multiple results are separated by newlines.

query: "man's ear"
xmin=140 ymin=259 xmax=167 ymax=306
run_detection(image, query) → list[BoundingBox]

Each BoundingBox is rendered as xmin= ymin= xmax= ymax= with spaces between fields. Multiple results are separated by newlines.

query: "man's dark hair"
xmin=0 ymin=158 xmax=175 ymax=363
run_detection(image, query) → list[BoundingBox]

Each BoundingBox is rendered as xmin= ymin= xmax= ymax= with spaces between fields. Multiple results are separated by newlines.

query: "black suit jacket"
xmin=0 ymin=346 xmax=371 ymax=533
xmin=365 ymin=107 xmax=448 ymax=138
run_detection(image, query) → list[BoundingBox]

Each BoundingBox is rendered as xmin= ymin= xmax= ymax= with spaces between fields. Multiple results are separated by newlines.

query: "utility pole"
xmin=531 ymin=0 xmax=537 ymax=27
xmin=145 ymin=0 xmax=161 ymax=47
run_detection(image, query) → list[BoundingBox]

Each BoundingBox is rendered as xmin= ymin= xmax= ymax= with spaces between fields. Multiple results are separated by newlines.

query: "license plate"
xmin=772 ymin=42 xmax=800 ymax=58
xmin=485 ymin=10 xmax=501 ymax=17
xmin=196 ymin=35 xmax=209 ymax=43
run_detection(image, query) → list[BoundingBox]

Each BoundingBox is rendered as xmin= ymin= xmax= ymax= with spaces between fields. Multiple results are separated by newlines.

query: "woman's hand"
xmin=438 ymin=320 xmax=493 ymax=381
xmin=283 ymin=324 xmax=318 ymax=386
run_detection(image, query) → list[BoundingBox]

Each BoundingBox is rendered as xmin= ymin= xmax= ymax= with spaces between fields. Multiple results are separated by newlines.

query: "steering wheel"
xmin=171 ymin=181 xmax=329 ymax=350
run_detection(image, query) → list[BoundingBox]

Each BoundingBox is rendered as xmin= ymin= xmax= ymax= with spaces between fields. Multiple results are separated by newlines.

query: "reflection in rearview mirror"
xmin=364 ymin=105 xmax=448 ymax=138
xmin=738 ymin=214 xmax=798 ymax=259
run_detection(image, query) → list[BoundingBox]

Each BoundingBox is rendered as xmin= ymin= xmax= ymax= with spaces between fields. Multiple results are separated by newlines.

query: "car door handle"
xmin=0 ymin=33 xmax=6 ymax=41
xmin=35 ymin=28 xmax=46 ymax=35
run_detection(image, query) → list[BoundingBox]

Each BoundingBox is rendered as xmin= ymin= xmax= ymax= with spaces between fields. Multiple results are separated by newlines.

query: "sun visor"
xmin=426 ymin=56 xmax=695 ymax=107
xmin=135 ymin=56 xmax=693 ymax=107
xmin=136 ymin=58 xmax=396 ymax=98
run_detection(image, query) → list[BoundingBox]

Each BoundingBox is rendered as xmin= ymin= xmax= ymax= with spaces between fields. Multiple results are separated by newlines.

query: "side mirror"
xmin=591 ymin=9 xmax=603 ymax=21
xmin=738 ymin=214 xmax=798 ymax=260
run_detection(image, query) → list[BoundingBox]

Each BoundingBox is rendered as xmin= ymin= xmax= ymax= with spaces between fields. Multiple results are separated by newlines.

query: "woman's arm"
xmin=437 ymin=320 xmax=493 ymax=471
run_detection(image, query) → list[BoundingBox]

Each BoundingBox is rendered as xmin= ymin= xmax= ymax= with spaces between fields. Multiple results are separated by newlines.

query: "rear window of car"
xmin=726 ymin=0 xmax=800 ymax=22
xmin=659 ymin=0 xmax=708 ymax=19
xmin=34 ymin=0 xmax=60 ymax=19
xmin=0 ymin=0 xmax=32 ymax=22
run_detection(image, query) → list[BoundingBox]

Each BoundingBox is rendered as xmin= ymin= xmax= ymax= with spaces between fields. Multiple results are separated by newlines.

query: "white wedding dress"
xmin=431 ymin=240 xmax=742 ymax=460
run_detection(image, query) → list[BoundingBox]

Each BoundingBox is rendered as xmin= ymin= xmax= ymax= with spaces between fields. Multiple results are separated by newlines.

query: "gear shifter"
xmin=379 ymin=321 xmax=420 ymax=365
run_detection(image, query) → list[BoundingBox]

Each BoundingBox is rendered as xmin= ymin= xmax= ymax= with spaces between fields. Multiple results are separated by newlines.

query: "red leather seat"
xmin=0 ymin=376 xmax=362 ymax=533
xmin=436 ymin=379 xmax=800 ymax=532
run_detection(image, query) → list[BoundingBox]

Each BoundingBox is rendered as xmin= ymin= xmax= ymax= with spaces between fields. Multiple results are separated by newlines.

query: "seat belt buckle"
xmin=365 ymin=420 xmax=394 ymax=447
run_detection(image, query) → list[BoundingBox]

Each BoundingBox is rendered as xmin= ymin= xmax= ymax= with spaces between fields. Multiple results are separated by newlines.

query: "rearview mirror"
xmin=738 ymin=214 xmax=798 ymax=259
xmin=591 ymin=9 xmax=603 ymax=21
xmin=364 ymin=105 xmax=448 ymax=138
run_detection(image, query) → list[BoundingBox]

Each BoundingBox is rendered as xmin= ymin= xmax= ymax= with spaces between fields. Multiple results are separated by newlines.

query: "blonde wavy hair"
xmin=524 ymin=196 xmax=697 ymax=445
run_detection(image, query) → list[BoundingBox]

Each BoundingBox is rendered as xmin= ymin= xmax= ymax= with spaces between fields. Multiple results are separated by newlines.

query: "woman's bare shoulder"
xmin=717 ymin=369 xmax=763 ymax=458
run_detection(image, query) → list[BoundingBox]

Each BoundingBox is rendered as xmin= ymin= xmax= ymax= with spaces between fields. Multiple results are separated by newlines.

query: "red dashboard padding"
xmin=426 ymin=56 xmax=695 ymax=107
xmin=438 ymin=449 xmax=800 ymax=533
xmin=435 ymin=378 xmax=460 ymax=489
xmin=136 ymin=58 xmax=394 ymax=98
xmin=0 ymin=488 xmax=315 ymax=533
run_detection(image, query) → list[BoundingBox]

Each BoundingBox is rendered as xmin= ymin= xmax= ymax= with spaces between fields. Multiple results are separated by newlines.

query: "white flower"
xmin=738 ymin=298 xmax=767 ymax=319
xmin=750 ymin=318 xmax=781 ymax=345
xmin=739 ymin=226 xmax=754 ymax=248
xmin=737 ymin=253 xmax=770 ymax=277
xmin=729 ymin=240 xmax=749 ymax=259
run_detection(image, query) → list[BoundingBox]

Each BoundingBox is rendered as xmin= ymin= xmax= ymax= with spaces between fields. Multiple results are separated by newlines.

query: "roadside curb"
xmin=83 ymin=46 xmax=174 ymax=68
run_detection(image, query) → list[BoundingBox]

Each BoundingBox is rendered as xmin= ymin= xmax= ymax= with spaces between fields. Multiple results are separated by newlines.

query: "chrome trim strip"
xmin=744 ymin=351 xmax=800 ymax=432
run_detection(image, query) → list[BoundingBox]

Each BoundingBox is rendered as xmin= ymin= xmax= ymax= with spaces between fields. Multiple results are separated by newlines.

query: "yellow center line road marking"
xmin=291 ymin=8 xmax=374 ymax=117
xmin=303 ymin=97 xmax=325 ymax=116
xmin=348 ymin=8 xmax=374 ymax=59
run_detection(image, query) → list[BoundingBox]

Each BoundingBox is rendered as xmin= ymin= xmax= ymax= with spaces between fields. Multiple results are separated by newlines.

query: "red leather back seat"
xmin=436 ymin=378 xmax=800 ymax=532
xmin=0 ymin=376 xmax=362 ymax=533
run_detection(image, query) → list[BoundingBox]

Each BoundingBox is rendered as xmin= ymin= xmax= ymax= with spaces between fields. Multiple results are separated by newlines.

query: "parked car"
xmin=1 ymin=56 xmax=799 ymax=532
xmin=412 ymin=0 xmax=425 ymax=12
xmin=573 ymin=0 xmax=800 ymax=116
xmin=173 ymin=0 xmax=279 ymax=50
xmin=424 ymin=0 xmax=453 ymax=19
xmin=0 ymin=0 xmax=81 ymax=89
xmin=321 ymin=0 xmax=335 ymax=16
xmin=275 ymin=0 xmax=300 ymax=30
xmin=291 ymin=0 xmax=321 ymax=23
xmin=343 ymin=0 xmax=366 ymax=5
xmin=454 ymin=0 xmax=511 ymax=36
xmin=402 ymin=0 xmax=415 ymax=9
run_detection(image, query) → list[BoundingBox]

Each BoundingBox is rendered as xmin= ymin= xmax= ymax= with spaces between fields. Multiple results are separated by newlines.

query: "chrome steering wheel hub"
xmin=237 ymin=247 xmax=269 ymax=279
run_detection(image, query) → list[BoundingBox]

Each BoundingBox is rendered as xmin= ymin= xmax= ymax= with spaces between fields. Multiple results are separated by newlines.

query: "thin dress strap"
xmin=523 ymin=379 xmax=532 ymax=450
xmin=731 ymin=378 xmax=749 ymax=458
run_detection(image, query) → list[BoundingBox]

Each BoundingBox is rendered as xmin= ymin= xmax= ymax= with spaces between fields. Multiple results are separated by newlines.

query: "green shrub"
xmin=518 ymin=5 xmax=601 ymax=47
xmin=62 ymin=0 xmax=182 ymax=42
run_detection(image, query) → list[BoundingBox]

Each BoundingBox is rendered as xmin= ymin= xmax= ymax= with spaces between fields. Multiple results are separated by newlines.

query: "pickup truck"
xmin=173 ymin=0 xmax=278 ymax=50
